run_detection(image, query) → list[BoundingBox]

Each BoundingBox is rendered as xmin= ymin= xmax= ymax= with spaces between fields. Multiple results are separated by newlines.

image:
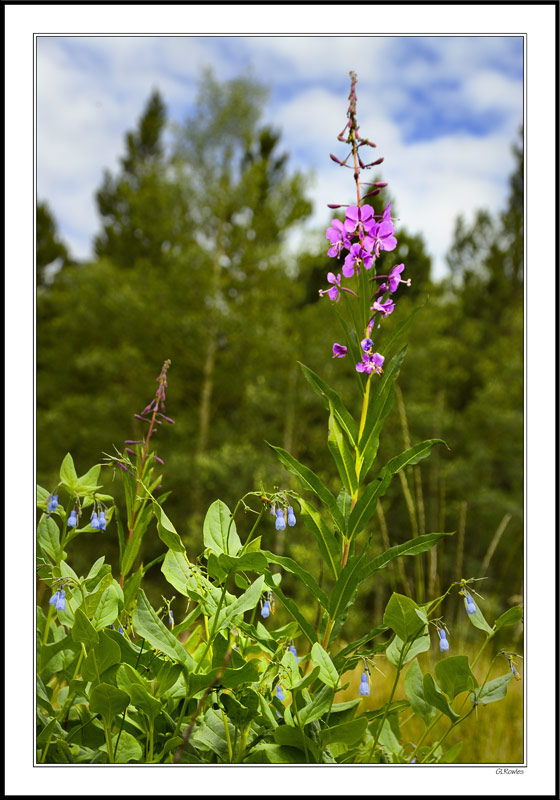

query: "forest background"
xmin=37 ymin=71 xmax=524 ymax=649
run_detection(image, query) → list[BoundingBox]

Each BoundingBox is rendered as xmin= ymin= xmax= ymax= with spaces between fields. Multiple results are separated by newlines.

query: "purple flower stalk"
xmin=371 ymin=296 xmax=395 ymax=318
xmin=356 ymin=352 xmax=384 ymax=375
xmin=326 ymin=218 xmax=351 ymax=258
xmin=387 ymin=263 xmax=410 ymax=292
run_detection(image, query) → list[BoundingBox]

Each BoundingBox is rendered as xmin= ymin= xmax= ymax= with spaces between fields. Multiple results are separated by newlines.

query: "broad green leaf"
xmin=299 ymin=685 xmax=335 ymax=725
xmin=132 ymin=589 xmax=193 ymax=668
xmin=71 ymin=608 xmax=99 ymax=646
xmin=383 ymin=593 xmax=425 ymax=642
xmin=297 ymin=497 xmax=341 ymax=578
xmin=327 ymin=552 xmax=367 ymax=627
xmin=105 ymin=729 xmax=142 ymax=763
xmin=475 ymin=673 xmax=513 ymax=706
xmin=37 ymin=515 xmax=61 ymax=562
xmin=328 ymin=410 xmax=358 ymax=496
xmin=59 ymin=453 xmax=78 ymax=491
xmin=217 ymin=551 xmax=268 ymax=575
xmin=84 ymin=573 xmax=113 ymax=617
xmin=153 ymin=662 xmax=182 ymax=697
xmin=82 ymin=631 xmax=121 ymax=682
xmin=203 ymin=499 xmax=241 ymax=556
xmin=386 ymin=629 xmax=430 ymax=668
xmin=463 ymin=596 xmax=494 ymax=635
xmin=74 ymin=464 xmax=101 ymax=492
xmin=493 ymin=605 xmax=523 ymax=631
xmin=271 ymin=583 xmax=317 ymax=644
xmin=161 ymin=548 xmax=195 ymax=596
xmin=85 ymin=556 xmax=106 ymax=582
xmin=246 ymin=743 xmax=302 ymax=764
xmin=267 ymin=443 xmax=345 ymax=533
xmin=154 ymin=503 xmax=184 ymax=553
xmin=262 ymin=551 xmax=328 ymax=608
xmin=189 ymin=708 xmax=235 ymax=759
xmin=357 ymin=346 xmax=407 ymax=482
xmin=89 ymin=682 xmax=129 ymax=725
xmin=116 ymin=664 xmax=161 ymax=724
xmin=311 ymin=642 xmax=339 ymax=689
xmin=422 ymin=674 xmax=459 ymax=721
xmin=291 ymin=665 xmax=321 ymax=692
xmin=320 ymin=717 xmax=368 ymax=747
xmin=273 ymin=726 xmax=320 ymax=761
xmin=37 ymin=484 xmax=50 ymax=507
xmin=404 ymin=660 xmax=436 ymax=725
xmin=216 ymin=575 xmax=265 ymax=631
xmin=91 ymin=584 xmax=119 ymax=630
xmin=439 ymin=741 xmax=463 ymax=763
xmin=360 ymin=532 xmax=453 ymax=582
xmin=298 ymin=361 xmax=357 ymax=445
xmin=435 ymin=656 xmax=478 ymax=700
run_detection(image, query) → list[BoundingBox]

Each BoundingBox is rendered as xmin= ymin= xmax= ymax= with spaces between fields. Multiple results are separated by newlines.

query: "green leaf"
xmin=299 ymin=685 xmax=335 ymax=725
xmin=82 ymin=631 xmax=121 ymax=682
xmin=91 ymin=584 xmax=119 ymax=630
xmin=333 ymin=307 xmax=366 ymax=391
xmin=262 ymin=551 xmax=328 ymax=608
xmin=217 ymin=551 xmax=268 ymax=575
xmin=404 ymin=660 xmax=436 ymax=725
xmin=382 ymin=301 xmax=426 ymax=357
xmin=463 ymin=596 xmax=494 ymax=635
xmin=328 ymin=410 xmax=358 ymax=495
xmin=203 ymin=499 xmax=241 ymax=556
xmin=320 ymin=717 xmax=368 ymax=747
xmin=37 ymin=515 xmax=61 ymax=562
xmin=71 ymin=608 xmax=99 ymax=646
xmin=297 ymin=497 xmax=341 ymax=578
xmin=475 ymin=673 xmax=513 ymax=706
xmin=422 ymin=674 xmax=459 ymax=721
xmin=216 ymin=575 xmax=265 ymax=632
xmin=89 ymin=682 xmax=129 ymax=725
xmin=360 ymin=532 xmax=453 ymax=582
xmin=327 ymin=552 xmax=367 ymax=626
xmin=161 ymin=548 xmax=196 ymax=596
xmin=493 ymin=605 xmax=523 ymax=631
xmin=120 ymin=505 xmax=153 ymax=577
xmin=357 ymin=346 xmax=407 ymax=482
xmin=271 ymin=583 xmax=317 ymax=645
xmin=154 ymin=503 xmax=184 ymax=552
xmin=116 ymin=664 xmax=161 ymax=724
xmin=298 ymin=362 xmax=357 ymax=445
xmin=439 ymin=741 xmax=463 ymax=763
xmin=273 ymin=726 xmax=319 ymax=761
xmin=105 ymin=729 xmax=142 ymax=763
xmin=386 ymin=629 xmax=430 ymax=668
xmin=59 ymin=453 xmax=78 ymax=491
xmin=132 ymin=589 xmax=193 ymax=668
xmin=291 ymin=665 xmax=321 ymax=692
xmin=435 ymin=656 xmax=478 ymax=699
xmin=74 ymin=464 xmax=101 ymax=493
xmin=311 ymin=642 xmax=339 ymax=689
xmin=383 ymin=593 xmax=425 ymax=642
xmin=123 ymin=567 xmax=144 ymax=610
xmin=267 ymin=443 xmax=345 ymax=533
xmin=246 ymin=743 xmax=302 ymax=764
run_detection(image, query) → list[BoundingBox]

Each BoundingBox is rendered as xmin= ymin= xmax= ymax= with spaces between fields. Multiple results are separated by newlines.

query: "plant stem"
xmin=368 ymin=651 xmax=404 ymax=760
xmin=222 ymin=710 xmax=233 ymax=762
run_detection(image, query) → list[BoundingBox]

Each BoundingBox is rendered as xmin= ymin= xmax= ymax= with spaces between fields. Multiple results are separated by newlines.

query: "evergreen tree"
xmin=36 ymin=201 xmax=70 ymax=286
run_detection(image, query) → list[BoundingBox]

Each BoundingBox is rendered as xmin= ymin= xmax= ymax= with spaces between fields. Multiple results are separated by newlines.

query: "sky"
xmin=36 ymin=35 xmax=524 ymax=279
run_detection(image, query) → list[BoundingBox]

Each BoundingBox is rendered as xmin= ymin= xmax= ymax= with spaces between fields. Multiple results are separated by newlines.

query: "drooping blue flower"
xmin=47 ymin=493 xmax=58 ymax=514
xmin=67 ymin=510 xmax=77 ymax=528
xmin=359 ymin=671 xmax=370 ymax=697
xmin=465 ymin=593 xmax=477 ymax=615
xmin=439 ymin=629 xmax=449 ymax=652
xmin=90 ymin=512 xmax=100 ymax=530
xmin=118 ymin=626 xmax=124 ymax=635
xmin=287 ymin=507 xmax=296 ymax=527
xmin=276 ymin=685 xmax=285 ymax=702
xmin=275 ymin=509 xmax=286 ymax=531
xmin=49 ymin=588 xmax=66 ymax=611
xmin=261 ymin=600 xmax=270 ymax=619
xmin=98 ymin=511 xmax=107 ymax=531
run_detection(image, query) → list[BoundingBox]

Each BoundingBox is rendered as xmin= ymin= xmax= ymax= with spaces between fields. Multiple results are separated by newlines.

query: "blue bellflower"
xmin=359 ymin=671 xmax=370 ymax=697
xmin=49 ymin=588 xmax=66 ymax=611
xmin=67 ymin=510 xmax=77 ymax=528
xmin=465 ymin=593 xmax=477 ymax=614
xmin=275 ymin=509 xmax=286 ymax=531
xmin=439 ymin=629 xmax=449 ymax=652
xmin=287 ymin=507 xmax=296 ymax=527
xmin=276 ymin=685 xmax=285 ymax=702
xmin=98 ymin=511 xmax=107 ymax=531
xmin=91 ymin=512 xmax=100 ymax=530
xmin=261 ymin=600 xmax=270 ymax=618
xmin=47 ymin=494 xmax=58 ymax=514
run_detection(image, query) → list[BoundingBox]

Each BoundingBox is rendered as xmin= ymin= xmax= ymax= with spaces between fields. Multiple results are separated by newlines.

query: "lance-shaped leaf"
xmin=422 ymin=674 xmax=459 ymax=721
xmin=348 ymin=440 xmax=446 ymax=542
xmin=383 ymin=593 xmax=425 ymax=642
xmin=327 ymin=551 xmax=367 ymax=626
xmin=267 ymin=443 xmax=345 ymax=533
xmin=215 ymin=575 xmax=264 ymax=631
xmin=386 ymin=628 xmax=430 ymax=668
xmin=298 ymin=361 xmax=357 ymax=445
xmin=37 ymin=515 xmax=61 ymax=562
xmin=328 ymin=410 xmax=359 ymax=496
xmin=59 ymin=452 xmax=78 ymax=492
xmin=463 ymin=596 xmax=494 ymax=636
xmin=270 ymin=582 xmax=317 ymax=645
xmin=333 ymin=307 xmax=366 ymax=392
xmin=474 ymin=673 xmax=513 ymax=706
xmin=71 ymin=608 xmax=99 ymax=647
xmin=262 ymin=551 xmax=328 ymax=609
xmin=133 ymin=589 xmax=193 ymax=668
xmin=298 ymin=497 xmax=341 ymax=578
xmin=360 ymin=532 xmax=454 ymax=582
xmin=404 ymin=660 xmax=436 ymax=725
xmin=203 ymin=499 xmax=241 ymax=556
xmin=311 ymin=642 xmax=339 ymax=689
xmin=154 ymin=504 xmax=185 ymax=553
xmin=357 ymin=346 xmax=407 ymax=482
xmin=435 ymin=656 xmax=478 ymax=700
xmin=493 ymin=605 xmax=523 ymax=631
xmin=320 ymin=717 xmax=368 ymax=747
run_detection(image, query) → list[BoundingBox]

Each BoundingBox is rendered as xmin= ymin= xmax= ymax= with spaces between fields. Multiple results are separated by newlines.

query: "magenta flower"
xmin=370 ymin=205 xmax=397 ymax=257
xmin=361 ymin=337 xmax=374 ymax=352
xmin=326 ymin=218 xmax=351 ymax=258
xmin=344 ymin=204 xmax=375 ymax=236
xmin=343 ymin=243 xmax=373 ymax=278
xmin=332 ymin=343 xmax=348 ymax=358
xmin=372 ymin=296 xmax=395 ymax=317
xmin=319 ymin=272 xmax=342 ymax=302
xmin=388 ymin=263 xmax=410 ymax=292
xmin=356 ymin=352 xmax=384 ymax=374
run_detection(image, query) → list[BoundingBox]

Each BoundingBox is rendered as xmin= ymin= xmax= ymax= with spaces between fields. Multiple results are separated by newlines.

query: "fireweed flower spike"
xmin=319 ymin=272 xmax=342 ymax=302
xmin=439 ymin=629 xmax=450 ymax=652
xmin=332 ymin=343 xmax=348 ymax=359
xmin=326 ymin=219 xmax=351 ymax=257
xmin=287 ymin=506 xmax=296 ymax=527
xmin=371 ymin=296 xmax=395 ymax=318
xmin=356 ymin=352 xmax=384 ymax=375
xmin=275 ymin=509 xmax=286 ymax=531
xmin=344 ymin=204 xmax=375 ymax=236
xmin=387 ymin=263 xmax=410 ymax=293
xmin=359 ymin=671 xmax=370 ymax=697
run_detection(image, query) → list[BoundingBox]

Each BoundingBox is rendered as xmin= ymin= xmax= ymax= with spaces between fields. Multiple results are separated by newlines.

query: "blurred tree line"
xmin=36 ymin=72 xmax=523 ymax=641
